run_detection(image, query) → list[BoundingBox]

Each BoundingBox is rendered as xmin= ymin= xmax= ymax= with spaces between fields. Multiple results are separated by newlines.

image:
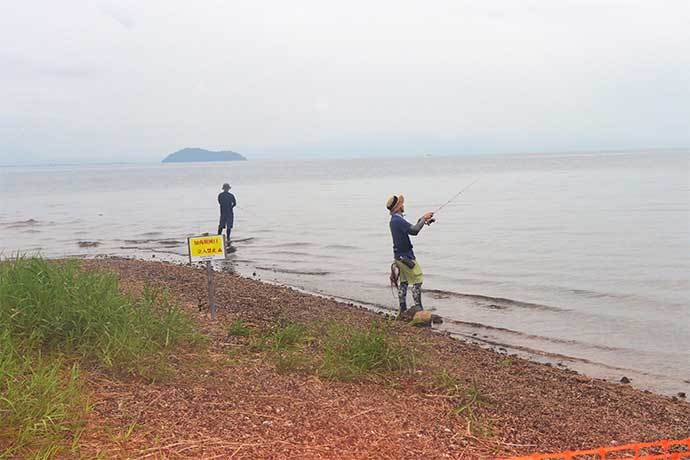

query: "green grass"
xmin=248 ymin=320 xmax=414 ymax=379
xmin=272 ymin=350 xmax=310 ymax=374
xmin=227 ymin=320 xmax=252 ymax=337
xmin=453 ymin=382 xmax=493 ymax=437
xmin=0 ymin=256 xmax=199 ymax=457
xmin=258 ymin=322 xmax=312 ymax=373
xmin=431 ymin=370 xmax=493 ymax=437
xmin=0 ymin=331 xmax=86 ymax=458
xmin=319 ymin=321 xmax=413 ymax=381
xmin=433 ymin=369 xmax=462 ymax=393
xmin=267 ymin=322 xmax=308 ymax=352
xmin=0 ymin=257 xmax=196 ymax=376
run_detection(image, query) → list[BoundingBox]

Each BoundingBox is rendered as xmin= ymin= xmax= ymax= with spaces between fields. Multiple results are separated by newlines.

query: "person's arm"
xmin=408 ymin=218 xmax=425 ymax=235
xmin=231 ymin=194 xmax=236 ymax=208
xmin=407 ymin=212 xmax=434 ymax=235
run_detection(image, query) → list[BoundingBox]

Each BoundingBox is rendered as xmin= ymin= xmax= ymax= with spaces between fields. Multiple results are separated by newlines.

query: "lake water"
xmin=1 ymin=151 xmax=689 ymax=395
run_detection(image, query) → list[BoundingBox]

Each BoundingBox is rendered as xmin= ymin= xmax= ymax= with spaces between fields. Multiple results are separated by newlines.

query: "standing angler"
xmin=386 ymin=194 xmax=434 ymax=317
xmin=217 ymin=183 xmax=236 ymax=243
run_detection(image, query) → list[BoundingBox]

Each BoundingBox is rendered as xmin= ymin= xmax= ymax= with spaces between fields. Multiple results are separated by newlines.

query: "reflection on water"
xmin=1 ymin=150 xmax=689 ymax=394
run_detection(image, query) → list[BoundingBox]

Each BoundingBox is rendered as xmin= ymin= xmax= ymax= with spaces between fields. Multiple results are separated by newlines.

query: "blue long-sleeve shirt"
xmin=389 ymin=213 xmax=424 ymax=259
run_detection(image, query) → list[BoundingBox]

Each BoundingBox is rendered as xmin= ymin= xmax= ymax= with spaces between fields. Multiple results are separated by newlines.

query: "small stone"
xmin=620 ymin=376 xmax=631 ymax=384
xmin=431 ymin=314 xmax=443 ymax=324
xmin=678 ymin=392 xmax=686 ymax=399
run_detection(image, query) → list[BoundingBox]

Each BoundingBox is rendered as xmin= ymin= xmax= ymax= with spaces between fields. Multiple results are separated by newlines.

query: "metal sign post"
xmin=206 ymin=260 xmax=216 ymax=319
xmin=187 ymin=234 xmax=226 ymax=319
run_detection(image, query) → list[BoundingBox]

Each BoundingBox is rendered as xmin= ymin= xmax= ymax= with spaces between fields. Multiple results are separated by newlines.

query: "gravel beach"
xmin=76 ymin=257 xmax=689 ymax=459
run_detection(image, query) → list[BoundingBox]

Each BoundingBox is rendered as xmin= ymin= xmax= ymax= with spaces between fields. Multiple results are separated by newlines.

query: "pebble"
xmin=678 ymin=392 xmax=686 ymax=399
xmin=620 ymin=376 xmax=631 ymax=384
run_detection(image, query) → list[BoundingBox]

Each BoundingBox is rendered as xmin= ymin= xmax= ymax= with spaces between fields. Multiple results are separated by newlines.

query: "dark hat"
xmin=222 ymin=183 xmax=231 ymax=190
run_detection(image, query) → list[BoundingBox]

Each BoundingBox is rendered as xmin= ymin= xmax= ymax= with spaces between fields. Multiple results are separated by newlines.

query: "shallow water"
xmin=1 ymin=151 xmax=688 ymax=395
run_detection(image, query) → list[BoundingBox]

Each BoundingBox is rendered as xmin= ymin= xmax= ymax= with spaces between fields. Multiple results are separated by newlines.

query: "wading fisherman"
xmin=217 ymin=183 xmax=236 ymax=242
xmin=386 ymin=194 xmax=434 ymax=316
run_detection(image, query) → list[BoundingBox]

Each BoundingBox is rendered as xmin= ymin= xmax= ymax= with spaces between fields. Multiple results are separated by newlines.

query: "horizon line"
xmin=1 ymin=146 xmax=688 ymax=168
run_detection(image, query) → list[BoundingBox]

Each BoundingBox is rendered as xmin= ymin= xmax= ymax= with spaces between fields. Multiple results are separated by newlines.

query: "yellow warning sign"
xmin=188 ymin=235 xmax=225 ymax=262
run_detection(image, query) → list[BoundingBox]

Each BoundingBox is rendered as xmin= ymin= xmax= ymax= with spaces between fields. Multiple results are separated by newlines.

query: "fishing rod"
xmin=427 ymin=178 xmax=480 ymax=224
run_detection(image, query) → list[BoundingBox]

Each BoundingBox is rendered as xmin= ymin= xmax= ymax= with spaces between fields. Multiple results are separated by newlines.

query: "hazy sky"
xmin=1 ymin=0 xmax=689 ymax=163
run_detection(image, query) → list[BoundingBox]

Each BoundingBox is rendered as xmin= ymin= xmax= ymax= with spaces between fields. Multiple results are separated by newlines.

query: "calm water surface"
xmin=2 ymin=151 xmax=688 ymax=395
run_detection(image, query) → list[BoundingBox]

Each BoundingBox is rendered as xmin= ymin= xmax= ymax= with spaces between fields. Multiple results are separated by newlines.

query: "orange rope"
xmin=500 ymin=438 xmax=690 ymax=460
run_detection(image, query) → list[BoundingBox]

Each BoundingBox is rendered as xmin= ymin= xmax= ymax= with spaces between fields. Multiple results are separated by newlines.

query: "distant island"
xmin=162 ymin=148 xmax=247 ymax=163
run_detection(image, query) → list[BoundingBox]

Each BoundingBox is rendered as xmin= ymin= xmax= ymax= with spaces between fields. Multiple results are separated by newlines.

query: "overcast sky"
xmin=1 ymin=0 xmax=689 ymax=163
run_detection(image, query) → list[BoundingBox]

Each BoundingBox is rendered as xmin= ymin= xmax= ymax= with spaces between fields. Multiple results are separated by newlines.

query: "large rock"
xmin=410 ymin=311 xmax=432 ymax=327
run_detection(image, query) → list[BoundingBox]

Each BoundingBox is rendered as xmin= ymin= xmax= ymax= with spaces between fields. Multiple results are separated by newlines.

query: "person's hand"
xmin=423 ymin=212 xmax=434 ymax=222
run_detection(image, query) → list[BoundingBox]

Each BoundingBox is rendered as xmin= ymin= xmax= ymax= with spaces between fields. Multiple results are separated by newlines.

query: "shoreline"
xmin=240 ymin=270 xmax=688 ymax=398
xmin=73 ymin=256 xmax=689 ymax=458
xmin=76 ymin=250 xmax=688 ymax=398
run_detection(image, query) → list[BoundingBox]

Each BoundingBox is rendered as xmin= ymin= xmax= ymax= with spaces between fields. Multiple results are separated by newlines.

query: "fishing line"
xmin=424 ymin=178 xmax=480 ymax=226
xmin=433 ymin=178 xmax=481 ymax=214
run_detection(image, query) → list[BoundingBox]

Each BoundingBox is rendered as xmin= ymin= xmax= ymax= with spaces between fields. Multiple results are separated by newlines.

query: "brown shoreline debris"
xmin=70 ymin=258 xmax=689 ymax=459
